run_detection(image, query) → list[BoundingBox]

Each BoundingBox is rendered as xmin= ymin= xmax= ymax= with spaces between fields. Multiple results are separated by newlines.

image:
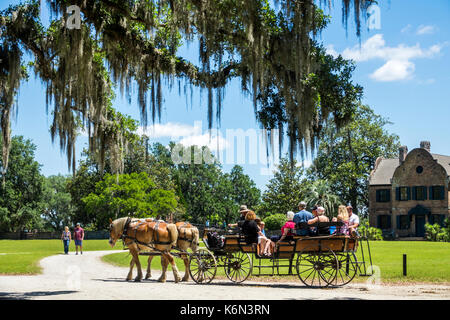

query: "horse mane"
xmin=113 ymin=217 xmax=129 ymax=235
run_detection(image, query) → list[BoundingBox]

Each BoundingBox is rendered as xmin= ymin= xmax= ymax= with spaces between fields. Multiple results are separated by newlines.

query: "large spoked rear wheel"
xmin=295 ymin=246 xmax=338 ymax=288
xmin=224 ymin=251 xmax=252 ymax=283
xmin=189 ymin=248 xmax=217 ymax=284
xmin=330 ymin=252 xmax=358 ymax=286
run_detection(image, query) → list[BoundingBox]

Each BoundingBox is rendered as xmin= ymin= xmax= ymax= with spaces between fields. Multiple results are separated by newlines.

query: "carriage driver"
xmin=228 ymin=205 xmax=250 ymax=230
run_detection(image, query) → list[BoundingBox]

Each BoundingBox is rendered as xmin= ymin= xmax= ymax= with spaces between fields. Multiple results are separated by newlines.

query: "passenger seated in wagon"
xmin=269 ymin=211 xmax=296 ymax=244
xmin=241 ymin=210 xmax=259 ymax=245
xmin=255 ymin=218 xmax=273 ymax=257
xmin=307 ymin=206 xmax=330 ymax=236
xmin=333 ymin=205 xmax=349 ymax=235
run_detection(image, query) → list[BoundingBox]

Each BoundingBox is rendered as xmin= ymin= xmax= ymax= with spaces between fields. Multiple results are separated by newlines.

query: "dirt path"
xmin=0 ymin=250 xmax=449 ymax=300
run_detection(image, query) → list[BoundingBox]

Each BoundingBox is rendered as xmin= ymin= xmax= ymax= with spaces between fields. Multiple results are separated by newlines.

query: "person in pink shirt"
xmin=277 ymin=211 xmax=297 ymax=243
xmin=73 ymin=223 xmax=84 ymax=255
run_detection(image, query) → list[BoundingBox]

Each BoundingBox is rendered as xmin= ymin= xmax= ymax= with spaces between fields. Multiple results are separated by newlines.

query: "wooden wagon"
xmin=188 ymin=222 xmax=374 ymax=287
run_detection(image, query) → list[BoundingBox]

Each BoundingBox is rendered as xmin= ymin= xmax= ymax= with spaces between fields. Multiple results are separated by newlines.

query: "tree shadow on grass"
xmin=0 ymin=290 xmax=77 ymax=300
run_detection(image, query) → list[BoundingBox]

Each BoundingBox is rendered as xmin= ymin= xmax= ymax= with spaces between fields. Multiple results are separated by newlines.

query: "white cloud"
xmin=337 ymin=34 xmax=444 ymax=82
xmin=137 ymin=122 xmax=229 ymax=152
xmin=137 ymin=122 xmax=200 ymax=139
xmin=178 ymin=132 xmax=229 ymax=152
xmin=370 ymin=60 xmax=415 ymax=82
xmin=416 ymin=25 xmax=437 ymax=35
xmin=401 ymin=24 xmax=412 ymax=34
xmin=325 ymin=44 xmax=339 ymax=58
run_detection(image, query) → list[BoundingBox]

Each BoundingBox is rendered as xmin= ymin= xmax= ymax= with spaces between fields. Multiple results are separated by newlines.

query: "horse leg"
xmin=181 ymin=253 xmax=190 ymax=282
xmin=126 ymin=257 xmax=135 ymax=281
xmin=158 ymin=255 xmax=168 ymax=283
xmin=130 ymin=249 xmax=143 ymax=282
xmin=145 ymin=255 xmax=154 ymax=280
xmin=165 ymin=252 xmax=182 ymax=283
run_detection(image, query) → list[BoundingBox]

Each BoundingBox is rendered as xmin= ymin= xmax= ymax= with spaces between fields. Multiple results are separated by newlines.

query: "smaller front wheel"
xmin=189 ymin=248 xmax=217 ymax=284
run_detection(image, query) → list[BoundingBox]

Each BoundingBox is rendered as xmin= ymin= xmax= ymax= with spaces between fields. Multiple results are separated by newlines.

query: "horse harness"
xmin=177 ymin=222 xmax=199 ymax=246
xmin=121 ymin=217 xmax=173 ymax=249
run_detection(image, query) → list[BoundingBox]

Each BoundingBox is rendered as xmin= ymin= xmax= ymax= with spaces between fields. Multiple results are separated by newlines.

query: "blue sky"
xmin=3 ymin=0 xmax=450 ymax=192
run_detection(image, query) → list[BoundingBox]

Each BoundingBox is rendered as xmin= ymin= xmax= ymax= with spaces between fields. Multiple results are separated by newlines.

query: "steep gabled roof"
xmin=369 ymin=153 xmax=450 ymax=186
xmin=369 ymin=158 xmax=398 ymax=185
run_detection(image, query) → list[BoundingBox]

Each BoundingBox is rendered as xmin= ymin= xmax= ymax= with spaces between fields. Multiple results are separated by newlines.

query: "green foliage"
xmin=425 ymin=222 xmax=449 ymax=242
xmin=302 ymin=179 xmax=342 ymax=217
xmin=41 ymin=175 xmax=75 ymax=231
xmin=0 ymin=0 xmax=368 ymax=177
xmin=358 ymin=218 xmax=383 ymax=241
xmin=82 ymin=172 xmax=177 ymax=229
xmin=258 ymin=157 xmax=304 ymax=217
xmin=0 ymin=136 xmax=45 ymax=232
xmin=308 ymin=104 xmax=400 ymax=214
xmin=264 ymin=214 xmax=287 ymax=231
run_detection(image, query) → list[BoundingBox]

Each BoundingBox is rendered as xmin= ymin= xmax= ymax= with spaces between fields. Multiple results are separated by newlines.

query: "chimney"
xmin=420 ymin=141 xmax=431 ymax=153
xmin=399 ymin=146 xmax=408 ymax=164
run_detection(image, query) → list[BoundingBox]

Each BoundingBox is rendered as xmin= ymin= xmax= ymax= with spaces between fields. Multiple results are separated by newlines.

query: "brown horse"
xmin=108 ymin=217 xmax=182 ymax=283
xmin=144 ymin=221 xmax=199 ymax=282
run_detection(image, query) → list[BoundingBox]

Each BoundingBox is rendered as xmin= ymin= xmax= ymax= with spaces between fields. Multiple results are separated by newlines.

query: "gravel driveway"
xmin=0 ymin=250 xmax=449 ymax=300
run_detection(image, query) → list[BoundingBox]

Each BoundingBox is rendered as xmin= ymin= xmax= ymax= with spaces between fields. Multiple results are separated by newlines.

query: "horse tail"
xmin=166 ymin=223 xmax=178 ymax=248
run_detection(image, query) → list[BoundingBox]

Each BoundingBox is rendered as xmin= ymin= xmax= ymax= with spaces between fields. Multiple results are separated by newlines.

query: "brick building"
xmin=368 ymin=141 xmax=449 ymax=238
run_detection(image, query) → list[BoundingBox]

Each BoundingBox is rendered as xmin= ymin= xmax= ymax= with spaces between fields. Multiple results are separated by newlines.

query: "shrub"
xmin=264 ymin=214 xmax=287 ymax=231
xmin=358 ymin=219 xmax=383 ymax=240
xmin=425 ymin=221 xmax=449 ymax=242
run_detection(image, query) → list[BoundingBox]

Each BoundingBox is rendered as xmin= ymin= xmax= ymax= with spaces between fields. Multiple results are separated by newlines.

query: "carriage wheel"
xmin=224 ymin=251 xmax=252 ymax=283
xmin=188 ymin=248 xmax=217 ymax=284
xmin=295 ymin=246 xmax=338 ymax=288
xmin=330 ymin=252 xmax=358 ymax=286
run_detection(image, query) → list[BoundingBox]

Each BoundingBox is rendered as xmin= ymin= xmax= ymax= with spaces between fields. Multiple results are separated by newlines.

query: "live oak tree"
xmin=0 ymin=136 xmax=44 ymax=232
xmin=0 ymin=0 xmax=374 ymax=178
xmin=307 ymin=104 xmax=400 ymax=214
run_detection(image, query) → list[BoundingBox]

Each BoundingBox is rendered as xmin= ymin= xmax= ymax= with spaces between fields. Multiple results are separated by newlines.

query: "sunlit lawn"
xmin=0 ymin=239 xmax=114 ymax=274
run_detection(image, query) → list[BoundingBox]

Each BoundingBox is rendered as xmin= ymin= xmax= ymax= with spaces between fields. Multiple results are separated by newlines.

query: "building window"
xmin=429 ymin=186 xmax=445 ymax=200
xmin=376 ymin=189 xmax=390 ymax=202
xmin=397 ymin=215 xmax=409 ymax=230
xmin=416 ymin=166 xmax=423 ymax=174
xmin=377 ymin=215 xmax=391 ymax=230
xmin=429 ymin=214 xmax=446 ymax=226
xmin=396 ymin=187 xmax=410 ymax=201
xmin=413 ymin=186 xmax=427 ymax=201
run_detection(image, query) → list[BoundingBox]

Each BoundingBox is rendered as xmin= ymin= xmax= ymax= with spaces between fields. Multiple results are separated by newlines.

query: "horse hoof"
xmin=134 ymin=278 xmax=142 ymax=282
xmin=158 ymin=278 xmax=166 ymax=283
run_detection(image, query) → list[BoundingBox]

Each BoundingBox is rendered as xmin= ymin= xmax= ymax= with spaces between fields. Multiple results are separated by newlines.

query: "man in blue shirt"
xmin=293 ymin=201 xmax=314 ymax=236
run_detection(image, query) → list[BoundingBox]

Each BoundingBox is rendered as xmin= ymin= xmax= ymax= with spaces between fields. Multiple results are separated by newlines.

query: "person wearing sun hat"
xmin=228 ymin=205 xmax=250 ymax=229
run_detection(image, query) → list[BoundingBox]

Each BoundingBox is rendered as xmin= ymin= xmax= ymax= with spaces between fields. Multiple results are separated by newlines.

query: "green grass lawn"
xmin=102 ymin=241 xmax=450 ymax=284
xmin=0 ymin=239 xmax=114 ymax=274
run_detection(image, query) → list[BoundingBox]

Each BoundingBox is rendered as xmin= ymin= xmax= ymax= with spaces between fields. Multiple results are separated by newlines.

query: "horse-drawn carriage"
xmin=109 ymin=217 xmax=374 ymax=287
xmin=189 ymin=221 xmax=374 ymax=287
